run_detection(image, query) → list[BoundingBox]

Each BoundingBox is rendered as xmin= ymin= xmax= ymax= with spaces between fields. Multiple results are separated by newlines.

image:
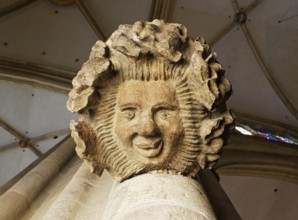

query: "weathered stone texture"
xmin=67 ymin=20 xmax=233 ymax=181
xmin=102 ymin=174 xmax=216 ymax=220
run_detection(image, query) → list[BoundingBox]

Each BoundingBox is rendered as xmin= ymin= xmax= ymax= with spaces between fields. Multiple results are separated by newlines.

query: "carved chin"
xmin=132 ymin=140 xmax=163 ymax=158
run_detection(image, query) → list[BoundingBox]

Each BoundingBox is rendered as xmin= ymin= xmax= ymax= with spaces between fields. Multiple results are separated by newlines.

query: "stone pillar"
xmin=102 ymin=174 xmax=216 ymax=220
xmin=198 ymin=170 xmax=242 ymax=220
xmin=42 ymin=163 xmax=104 ymax=220
xmin=0 ymin=136 xmax=75 ymax=220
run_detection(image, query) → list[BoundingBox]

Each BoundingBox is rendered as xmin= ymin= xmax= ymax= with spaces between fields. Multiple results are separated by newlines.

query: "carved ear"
xmin=70 ymin=120 xmax=96 ymax=155
xmin=197 ymin=110 xmax=234 ymax=169
xmin=70 ymin=120 xmax=105 ymax=176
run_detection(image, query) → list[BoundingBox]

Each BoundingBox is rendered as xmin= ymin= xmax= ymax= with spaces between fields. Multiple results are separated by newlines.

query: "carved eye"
xmin=122 ymin=109 xmax=135 ymax=120
xmin=156 ymin=110 xmax=173 ymax=119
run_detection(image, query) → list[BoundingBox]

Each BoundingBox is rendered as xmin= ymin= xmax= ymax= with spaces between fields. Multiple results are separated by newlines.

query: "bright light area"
xmin=235 ymin=126 xmax=253 ymax=136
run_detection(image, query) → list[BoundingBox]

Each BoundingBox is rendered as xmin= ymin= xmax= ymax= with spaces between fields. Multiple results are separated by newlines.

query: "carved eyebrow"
xmin=153 ymin=102 xmax=178 ymax=111
xmin=118 ymin=103 xmax=140 ymax=110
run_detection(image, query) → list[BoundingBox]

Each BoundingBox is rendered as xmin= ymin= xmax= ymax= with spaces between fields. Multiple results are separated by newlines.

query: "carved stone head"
xmin=67 ymin=20 xmax=233 ymax=181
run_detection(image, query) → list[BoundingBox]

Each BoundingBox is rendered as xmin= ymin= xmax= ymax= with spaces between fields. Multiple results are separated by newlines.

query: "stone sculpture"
xmin=67 ymin=19 xmax=234 ymax=220
xmin=67 ymin=19 xmax=233 ymax=182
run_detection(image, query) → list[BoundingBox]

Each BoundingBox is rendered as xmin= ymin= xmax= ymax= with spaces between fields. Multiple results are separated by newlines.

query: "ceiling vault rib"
xmin=74 ymin=0 xmax=107 ymax=41
xmin=27 ymin=144 xmax=43 ymax=156
xmin=0 ymin=118 xmax=24 ymax=140
xmin=0 ymin=118 xmax=42 ymax=156
xmin=209 ymin=22 xmax=236 ymax=47
xmin=149 ymin=0 xmax=176 ymax=22
xmin=231 ymin=0 xmax=241 ymax=11
xmin=0 ymin=57 xmax=74 ymax=93
xmin=232 ymin=0 xmax=298 ymax=119
xmin=30 ymin=129 xmax=70 ymax=143
xmin=231 ymin=0 xmax=298 ymax=119
xmin=0 ymin=143 xmax=19 ymax=153
xmin=239 ymin=24 xmax=298 ymax=119
xmin=209 ymin=0 xmax=264 ymax=47
xmin=0 ymin=135 xmax=72 ymax=195
xmin=0 ymin=0 xmax=38 ymax=17
xmin=0 ymin=129 xmax=69 ymax=154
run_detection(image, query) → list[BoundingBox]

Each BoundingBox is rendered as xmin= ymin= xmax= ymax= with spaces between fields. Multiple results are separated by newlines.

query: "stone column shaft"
xmin=198 ymin=170 xmax=242 ymax=220
xmin=0 ymin=136 xmax=75 ymax=220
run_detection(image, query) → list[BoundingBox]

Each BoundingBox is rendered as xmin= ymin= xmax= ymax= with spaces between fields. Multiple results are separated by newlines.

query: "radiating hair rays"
xmin=67 ymin=20 xmax=234 ymax=181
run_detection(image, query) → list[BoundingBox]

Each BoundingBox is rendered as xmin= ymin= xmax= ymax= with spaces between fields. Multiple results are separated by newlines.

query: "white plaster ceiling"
xmin=0 ymin=1 xmax=97 ymax=70
xmin=0 ymin=81 xmax=73 ymax=186
xmin=0 ymin=0 xmax=297 ymax=219
xmin=220 ymin=175 xmax=298 ymax=220
xmin=173 ymin=0 xmax=298 ymax=126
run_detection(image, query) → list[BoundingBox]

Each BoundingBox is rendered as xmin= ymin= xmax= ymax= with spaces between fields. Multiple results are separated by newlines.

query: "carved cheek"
xmin=166 ymin=117 xmax=184 ymax=143
xmin=156 ymin=116 xmax=183 ymax=148
xmin=115 ymin=115 xmax=138 ymax=146
xmin=157 ymin=116 xmax=182 ymax=133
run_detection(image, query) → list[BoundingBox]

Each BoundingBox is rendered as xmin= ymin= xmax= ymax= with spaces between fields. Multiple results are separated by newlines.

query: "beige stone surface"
xmin=21 ymin=156 xmax=82 ymax=220
xmin=20 ymin=157 xmax=115 ymax=220
xmin=67 ymin=20 xmax=233 ymax=181
xmin=42 ymin=163 xmax=114 ymax=220
xmin=0 ymin=137 xmax=75 ymax=220
xmin=102 ymin=174 xmax=216 ymax=220
xmin=64 ymin=19 xmax=233 ymax=219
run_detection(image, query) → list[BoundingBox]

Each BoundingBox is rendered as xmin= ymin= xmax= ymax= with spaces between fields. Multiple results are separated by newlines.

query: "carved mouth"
xmin=132 ymin=139 xmax=163 ymax=158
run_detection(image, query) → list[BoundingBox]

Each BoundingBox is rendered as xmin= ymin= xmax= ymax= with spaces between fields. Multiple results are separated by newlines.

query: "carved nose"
xmin=138 ymin=114 xmax=158 ymax=136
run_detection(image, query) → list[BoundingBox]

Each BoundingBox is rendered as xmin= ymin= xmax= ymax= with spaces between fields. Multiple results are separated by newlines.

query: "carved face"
xmin=114 ymin=80 xmax=184 ymax=165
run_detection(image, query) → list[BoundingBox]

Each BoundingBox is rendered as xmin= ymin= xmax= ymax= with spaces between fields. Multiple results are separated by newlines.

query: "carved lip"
xmin=132 ymin=138 xmax=163 ymax=158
